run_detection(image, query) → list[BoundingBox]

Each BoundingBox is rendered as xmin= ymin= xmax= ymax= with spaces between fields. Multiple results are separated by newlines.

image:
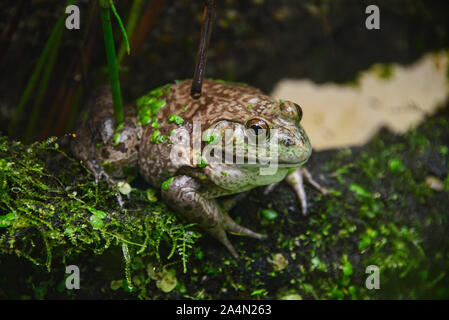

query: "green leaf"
xmin=90 ymin=214 xmax=104 ymax=230
xmin=0 ymin=212 xmax=16 ymax=228
xmin=197 ymin=157 xmax=208 ymax=168
xmin=161 ymin=177 xmax=175 ymax=191
xmin=388 ymin=158 xmax=405 ymax=173
xmin=168 ymin=114 xmax=184 ymax=125
xmin=350 ymin=183 xmax=371 ymax=198
xmin=342 ymin=260 xmax=353 ymax=276
xmin=109 ymin=0 xmax=130 ymax=55
xmin=261 ymin=209 xmax=278 ymax=220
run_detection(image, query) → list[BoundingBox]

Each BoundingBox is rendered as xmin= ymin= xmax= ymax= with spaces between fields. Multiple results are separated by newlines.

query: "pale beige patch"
xmin=270 ymin=51 xmax=449 ymax=150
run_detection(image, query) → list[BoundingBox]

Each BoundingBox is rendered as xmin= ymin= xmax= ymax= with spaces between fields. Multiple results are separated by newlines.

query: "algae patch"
xmin=136 ymin=84 xmax=170 ymax=126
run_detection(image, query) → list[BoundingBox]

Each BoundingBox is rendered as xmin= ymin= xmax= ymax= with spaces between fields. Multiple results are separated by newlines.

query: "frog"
xmin=71 ymin=79 xmax=327 ymax=258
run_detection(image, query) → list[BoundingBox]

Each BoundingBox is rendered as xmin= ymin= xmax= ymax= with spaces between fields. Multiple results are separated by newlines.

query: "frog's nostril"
xmin=283 ymin=137 xmax=295 ymax=146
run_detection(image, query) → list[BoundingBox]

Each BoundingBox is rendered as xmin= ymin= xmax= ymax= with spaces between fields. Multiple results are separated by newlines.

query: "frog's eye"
xmin=280 ymin=101 xmax=303 ymax=122
xmin=245 ymin=118 xmax=270 ymax=139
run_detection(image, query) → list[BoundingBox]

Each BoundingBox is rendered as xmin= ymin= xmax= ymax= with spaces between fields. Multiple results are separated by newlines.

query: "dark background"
xmin=0 ymin=0 xmax=448 ymax=141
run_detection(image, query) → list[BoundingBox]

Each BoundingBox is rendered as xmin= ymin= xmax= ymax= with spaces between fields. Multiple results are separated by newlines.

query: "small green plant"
xmin=99 ymin=0 xmax=130 ymax=129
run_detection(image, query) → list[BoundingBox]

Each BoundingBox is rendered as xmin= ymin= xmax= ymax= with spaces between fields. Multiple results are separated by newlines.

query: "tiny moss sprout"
xmin=161 ymin=177 xmax=175 ymax=191
xmin=197 ymin=157 xmax=208 ymax=168
xmin=136 ymin=84 xmax=170 ymax=126
xmin=150 ymin=130 xmax=167 ymax=144
xmin=168 ymin=114 xmax=184 ymax=125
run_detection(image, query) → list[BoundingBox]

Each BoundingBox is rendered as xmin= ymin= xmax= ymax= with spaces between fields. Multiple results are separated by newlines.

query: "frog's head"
xmin=257 ymin=100 xmax=312 ymax=167
xmin=238 ymin=100 xmax=312 ymax=168
xmin=201 ymin=84 xmax=312 ymax=170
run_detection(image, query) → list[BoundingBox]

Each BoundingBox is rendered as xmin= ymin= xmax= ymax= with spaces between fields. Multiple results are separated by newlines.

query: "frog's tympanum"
xmin=71 ymin=79 xmax=326 ymax=258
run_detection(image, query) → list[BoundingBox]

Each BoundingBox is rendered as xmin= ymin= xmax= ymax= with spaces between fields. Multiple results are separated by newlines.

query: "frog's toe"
xmin=285 ymin=167 xmax=308 ymax=215
xmin=264 ymin=182 xmax=280 ymax=195
xmin=285 ymin=167 xmax=327 ymax=215
xmin=223 ymin=212 xmax=268 ymax=240
xmin=299 ymin=167 xmax=328 ymax=195
xmin=213 ymin=227 xmax=239 ymax=259
xmin=115 ymin=192 xmax=124 ymax=208
xmin=210 ymin=213 xmax=267 ymax=259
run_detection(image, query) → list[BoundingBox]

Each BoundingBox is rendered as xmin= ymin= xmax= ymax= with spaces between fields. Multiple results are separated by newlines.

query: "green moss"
xmin=150 ymin=117 xmax=160 ymax=129
xmin=150 ymin=130 xmax=167 ymax=144
xmin=112 ymin=132 xmax=121 ymax=146
xmin=197 ymin=157 xmax=208 ymax=168
xmin=0 ymin=136 xmax=200 ymax=296
xmin=260 ymin=208 xmax=278 ymax=220
xmin=202 ymin=131 xmax=220 ymax=145
xmin=168 ymin=114 xmax=184 ymax=125
xmin=374 ymin=63 xmax=393 ymax=79
xmin=161 ymin=177 xmax=175 ymax=191
xmin=136 ymin=84 xmax=170 ymax=126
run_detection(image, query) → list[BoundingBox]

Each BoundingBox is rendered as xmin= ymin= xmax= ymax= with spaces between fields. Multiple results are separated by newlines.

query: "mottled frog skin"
xmin=71 ymin=79 xmax=326 ymax=257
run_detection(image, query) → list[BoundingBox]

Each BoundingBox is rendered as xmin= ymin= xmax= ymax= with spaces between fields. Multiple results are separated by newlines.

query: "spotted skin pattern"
xmin=72 ymin=79 xmax=324 ymax=258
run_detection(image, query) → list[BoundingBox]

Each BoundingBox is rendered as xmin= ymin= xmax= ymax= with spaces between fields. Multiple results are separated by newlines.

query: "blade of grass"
xmin=99 ymin=0 xmax=124 ymax=127
xmin=24 ymin=20 xmax=64 ymax=142
xmin=7 ymin=0 xmax=73 ymax=135
xmin=117 ymin=0 xmax=145 ymax=65
xmin=109 ymin=0 xmax=130 ymax=56
xmin=40 ymin=1 xmax=98 ymax=140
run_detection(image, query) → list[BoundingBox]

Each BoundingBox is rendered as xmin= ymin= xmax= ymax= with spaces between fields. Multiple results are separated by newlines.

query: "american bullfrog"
xmin=71 ymin=79 xmax=326 ymax=258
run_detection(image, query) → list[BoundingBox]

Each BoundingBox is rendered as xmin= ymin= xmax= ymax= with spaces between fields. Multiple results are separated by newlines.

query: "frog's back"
xmin=71 ymin=86 xmax=142 ymax=178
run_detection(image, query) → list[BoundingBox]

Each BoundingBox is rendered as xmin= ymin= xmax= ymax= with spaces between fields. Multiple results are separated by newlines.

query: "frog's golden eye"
xmin=245 ymin=118 xmax=270 ymax=138
xmin=280 ymin=101 xmax=303 ymax=122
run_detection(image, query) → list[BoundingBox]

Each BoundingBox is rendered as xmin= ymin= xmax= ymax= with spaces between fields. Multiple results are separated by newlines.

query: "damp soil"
xmin=0 ymin=103 xmax=448 ymax=300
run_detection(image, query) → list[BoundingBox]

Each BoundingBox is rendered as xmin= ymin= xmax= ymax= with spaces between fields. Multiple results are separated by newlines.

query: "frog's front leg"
xmin=83 ymin=159 xmax=125 ymax=208
xmin=162 ymin=176 xmax=267 ymax=258
xmin=265 ymin=167 xmax=327 ymax=215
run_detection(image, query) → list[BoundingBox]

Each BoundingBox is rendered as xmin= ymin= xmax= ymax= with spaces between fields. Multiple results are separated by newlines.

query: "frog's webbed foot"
xmin=162 ymin=176 xmax=266 ymax=259
xmin=265 ymin=167 xmax=327 ymax=215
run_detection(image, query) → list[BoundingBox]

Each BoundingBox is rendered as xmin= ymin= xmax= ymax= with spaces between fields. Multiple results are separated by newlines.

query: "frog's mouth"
xmin=206 ymin=143 xmax=310 ymax=168
xmin=236 ymin=154 xmax=309 ymax=169
xmin=238 ymin=159 xmax=308 ymax=168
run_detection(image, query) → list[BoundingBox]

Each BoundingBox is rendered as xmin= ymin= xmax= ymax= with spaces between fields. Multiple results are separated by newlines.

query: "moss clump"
xmin=136 ymin=84 xmax=170 ymax=126
xmin=168 ymin=114 xmax=184 ymax=125
xmin=150 ymin=130 xmax=167 ymax=144
xmin=0 ymin=136 xmax=200 ymax=298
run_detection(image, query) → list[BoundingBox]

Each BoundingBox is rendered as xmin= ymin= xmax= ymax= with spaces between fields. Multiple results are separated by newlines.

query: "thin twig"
xmin=191 ymin=0 xmax=216 ymax=99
